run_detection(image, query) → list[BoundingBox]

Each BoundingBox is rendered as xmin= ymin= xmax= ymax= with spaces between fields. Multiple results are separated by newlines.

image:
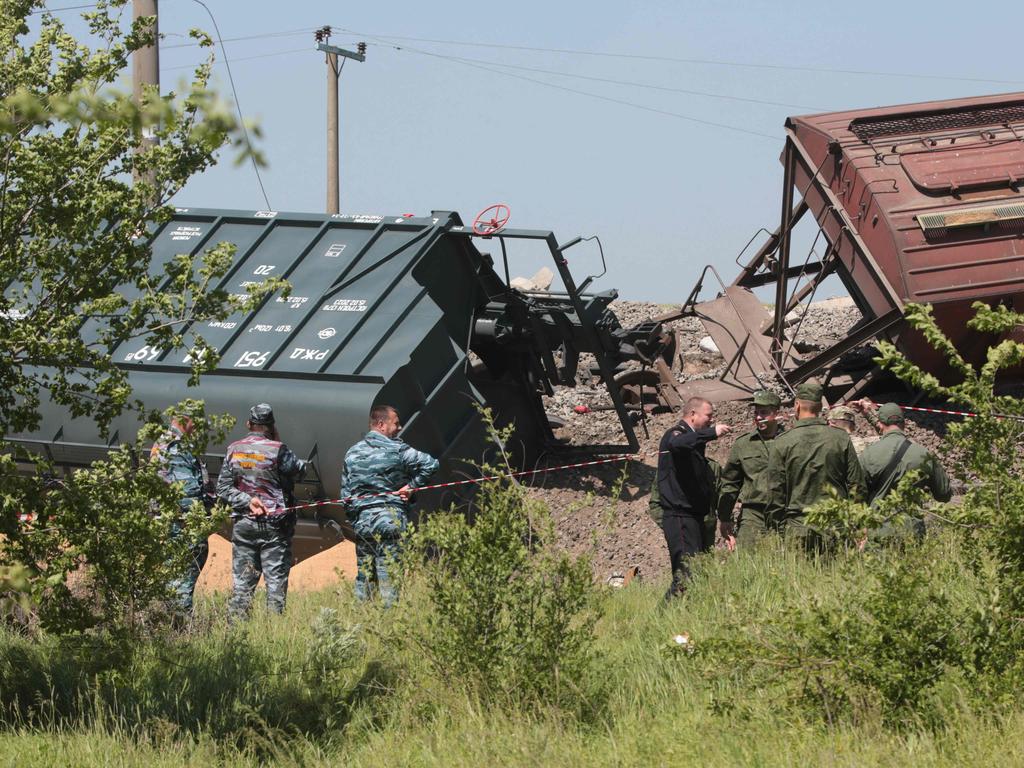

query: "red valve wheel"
xmin=472 ymin=203 xmax=511 ymax=236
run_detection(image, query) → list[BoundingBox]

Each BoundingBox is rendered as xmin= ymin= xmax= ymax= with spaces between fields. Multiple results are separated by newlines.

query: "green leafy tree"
xmin=0 ymin=1 xmax=282 ymax=632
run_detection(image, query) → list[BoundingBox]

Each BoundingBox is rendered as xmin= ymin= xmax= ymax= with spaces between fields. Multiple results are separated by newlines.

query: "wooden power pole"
xmin=133 ymin=0 xmax=159 ymax=190
xmin=315 ymin=27 xmax=365 ymax=214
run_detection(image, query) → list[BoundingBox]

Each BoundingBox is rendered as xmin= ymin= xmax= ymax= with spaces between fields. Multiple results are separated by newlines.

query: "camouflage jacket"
xmin=716 ymin=426 xmax=783 ymax=520
xmin=216 ymin=432 xmax=306 ymax=519
xmin=151 ymin=425 xmax=207 ymax=513
xmin=859 ymin=429 xmax=951 ymax=506
xmin=341 ymin=430 xmax=439 ymax=518
xmin=765 ymin=417 xmax=864 ymax=520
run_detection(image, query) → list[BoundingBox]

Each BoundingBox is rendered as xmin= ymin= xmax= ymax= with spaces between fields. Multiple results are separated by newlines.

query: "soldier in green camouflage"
xmin=858 ymin=402 xmax=951 ymax=543
xmin=717 ymin=390 xmax=785 ymax=547
xmin=827 ymin=404 xmax=878 ymax=454
xmin=765 ymin=381 xmax=864 ymax=549
xmin=151 ymin=414 xmax=210 ymax=617
xmin=341 ymin=405 xmax=438 ymax=606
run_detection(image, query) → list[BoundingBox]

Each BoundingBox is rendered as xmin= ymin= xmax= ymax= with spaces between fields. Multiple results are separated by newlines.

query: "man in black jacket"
xmin=657 ymin=396 xmax=731 ymax=600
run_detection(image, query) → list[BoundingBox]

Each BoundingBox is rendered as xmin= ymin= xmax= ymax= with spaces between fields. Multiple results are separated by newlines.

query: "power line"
xmin=30 ymin=3 xmax=97 ymax=13
xmin=161 ymin=27 xmax=313 ymax=50
xmin=437 ymin=51 xmax=828 ymax=112
xmin=161 ymin=45 xmax=315 ymax=72
xmin=357 ymin=35 xmax=779 ymax=141
xmin=337 ymin=28 xmax=1024 ymax=87
xmin=189 ymin=0 xmax=272 ymax=211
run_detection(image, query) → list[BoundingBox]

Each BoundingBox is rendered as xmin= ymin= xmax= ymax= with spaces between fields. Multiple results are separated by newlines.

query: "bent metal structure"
xmin=9 ymin=208 xmax=672 ymax=560
xmin=683 ymin=91 xmax=1024 ymax=400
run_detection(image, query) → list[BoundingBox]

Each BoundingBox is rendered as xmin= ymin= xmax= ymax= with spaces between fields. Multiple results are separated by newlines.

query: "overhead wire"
xmin=161 ymin=45 xmax=315 ymax=72
xmin=336 ymin=28 xmax=1024 ymax=87
xmin=30 ymin=2 xmax=98 ymax=13
xmin=161 ymin=27 xmax=313 ymax=50
xmin=342 ymin=33 xmax=780 ymax=141
xmin=188 ymin=0 xmax=272 ymax=211
xmin=429 ymin=51 xmax=828 ymax=111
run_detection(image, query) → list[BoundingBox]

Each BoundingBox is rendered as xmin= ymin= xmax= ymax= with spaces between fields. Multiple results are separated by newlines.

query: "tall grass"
xmin=2 ymin=536 xmax=1023 ymax=767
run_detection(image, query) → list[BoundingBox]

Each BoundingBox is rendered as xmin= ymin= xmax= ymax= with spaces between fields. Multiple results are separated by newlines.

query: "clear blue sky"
xmin=48 ymin=1 xmax=1024 ymax=302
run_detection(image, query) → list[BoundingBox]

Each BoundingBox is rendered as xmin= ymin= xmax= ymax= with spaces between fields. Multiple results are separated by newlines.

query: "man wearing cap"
xmin=859 ymin=402 xmax=951 ymax=510
xmin=341 ymin=404 xmax=438 ymax=606
xmin=765 ymin=381 xmax=864 ymax=549
xmin=717 ymin=390 xmax=784 ymax=547
xmin=217 ymin=403 xmax=307 ymax=617
xmin=827 ymin=405 xmax=877 ymax=454
xmin=656 ymin=396 xmax=731 ymax=599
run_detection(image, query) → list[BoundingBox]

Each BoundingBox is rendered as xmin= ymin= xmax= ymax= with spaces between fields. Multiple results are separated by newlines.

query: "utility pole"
xmin=133 ymin=0 xmax=159 ymax=190
xmin=315 ymin=27 xmax=365 ymax=214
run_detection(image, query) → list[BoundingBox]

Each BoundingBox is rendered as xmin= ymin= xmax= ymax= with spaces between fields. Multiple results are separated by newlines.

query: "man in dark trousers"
xmin=657 ymin=396 xmax=731 ymax=600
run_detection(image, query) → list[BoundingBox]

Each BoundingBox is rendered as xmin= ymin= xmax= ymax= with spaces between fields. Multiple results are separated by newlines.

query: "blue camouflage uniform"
xmin=217 ymin=430 xmax=306 ymax=616
xmin=151 ymin=425 xmax=210 ymax=615
xmin=341 ymin=430 xmax=438 ymax=605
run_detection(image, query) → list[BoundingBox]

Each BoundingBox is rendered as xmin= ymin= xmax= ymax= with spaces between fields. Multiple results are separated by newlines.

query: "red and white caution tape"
xmin=285 ymin=452 xmax=645 ymax=512
xmin=893 ymin=403 xmax=1024 ymax=423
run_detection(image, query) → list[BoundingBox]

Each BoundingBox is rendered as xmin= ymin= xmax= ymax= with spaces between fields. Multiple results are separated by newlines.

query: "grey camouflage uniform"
xmin=151 ymin=424 xmax=210 ymax=615
xmin=341 ymin=430 xmax=438 ymax=605
xmin=217 ymin=431 xmax=306 ymax=616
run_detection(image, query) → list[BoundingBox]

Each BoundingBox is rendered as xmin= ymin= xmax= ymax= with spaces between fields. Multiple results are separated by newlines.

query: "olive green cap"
xmin=794 ymin=381 xmax=824 ymax=402
xmin=828 ymin=405 xmax=855 ymax=422
xmin=877 ymin=402 xmax=904 ymax=425
xmin=752 ymin=389 xmax=781 ymax=408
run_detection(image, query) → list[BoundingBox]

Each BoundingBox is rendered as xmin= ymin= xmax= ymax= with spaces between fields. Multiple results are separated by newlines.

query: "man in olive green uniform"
xmin=827 ymin=404 xmax=877 ymax=454
xmin=858 ymin=403 xmax=951 ymax=542
xmin=765 ymin=381 xmax=864 ymax=548
xmin=717 ymin=390 xmax=784 ymax=547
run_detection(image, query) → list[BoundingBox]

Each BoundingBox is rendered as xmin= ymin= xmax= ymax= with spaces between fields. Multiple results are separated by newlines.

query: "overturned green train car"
xmin=8 ymin=207 xmax=652 ymax=560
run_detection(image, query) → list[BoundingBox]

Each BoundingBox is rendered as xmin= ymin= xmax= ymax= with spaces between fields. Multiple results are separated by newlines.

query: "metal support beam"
xmin=732 ymin=198 xmax=809 ymax=288
xmin=785 ymin=310 xmax=903 ymax=383
xmin=772 ymin=140 xmax=796 ymax=367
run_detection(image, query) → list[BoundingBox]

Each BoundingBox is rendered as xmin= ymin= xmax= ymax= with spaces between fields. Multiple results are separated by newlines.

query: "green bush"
xmin=404 ymin=475 xmax=601 ymax=713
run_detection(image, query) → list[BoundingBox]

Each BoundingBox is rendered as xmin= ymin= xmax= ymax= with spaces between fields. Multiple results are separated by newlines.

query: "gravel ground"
xmin=530 ymin=297 xmax=960 ymax=584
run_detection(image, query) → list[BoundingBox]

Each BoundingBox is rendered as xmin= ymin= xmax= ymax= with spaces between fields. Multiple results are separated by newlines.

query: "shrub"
xmin=404 ymin=474 xmax=601 ymax=712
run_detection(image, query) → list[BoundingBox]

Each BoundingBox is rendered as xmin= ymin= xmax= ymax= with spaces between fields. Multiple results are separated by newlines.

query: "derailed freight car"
xmin=685 ymin=91 xmax=1024 ymax=400
xmin=8 ymin=208 xmax=661 ymax=560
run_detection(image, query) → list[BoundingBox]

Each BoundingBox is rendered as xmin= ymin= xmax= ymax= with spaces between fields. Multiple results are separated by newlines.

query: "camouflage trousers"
xmin=229 ymin=514 xmax=295 ymax=617
xmin=168 ymin=534 xmax=209 ymax=615
xmin=352 ymin=506 xmax=407 ymax=607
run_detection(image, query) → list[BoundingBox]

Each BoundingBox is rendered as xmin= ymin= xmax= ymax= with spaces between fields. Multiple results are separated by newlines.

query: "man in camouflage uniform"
xmin=151 ymin=414 xmax=210 ymax=616
xmin=217 ymin=403 xmax=306 ymax=618
xmin=717 ymin=390 xmax=784 ymax=547
xmin=859 ymin=402 xmax=951 ymax=542
xmin=341 ymin=404 xmax=438 ymax=606
xmin=827 ymin=404 xmax=878 ymax=454
xmin=765 ymin=382 xmax=864 ymax=549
